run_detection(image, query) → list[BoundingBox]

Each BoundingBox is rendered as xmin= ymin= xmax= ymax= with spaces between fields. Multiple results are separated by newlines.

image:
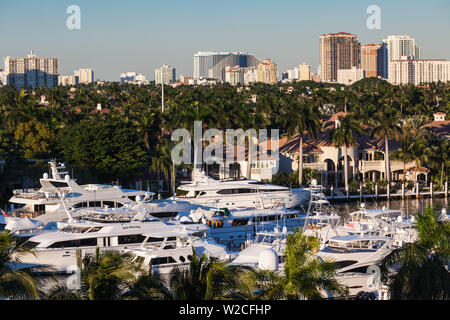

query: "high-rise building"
xmin=193 ymin=52 xmax=262 ymax=82
xmin=120 ymin=72 xmax=148 ymax=85
xmin=243 ymin=67 xmax=258 ymax=85
xmin=383 ymin=35 xmax=420 ymax=78
xmin=179 ymin=75 xmax=193 ymax=85
xmin=224 ymin=66 xmax=243 ymax=85
xmin=257 ymin=59 xmax=278 ymax=84
xmin=4 ymin=50 xmax=59 ymax=89
xmin=389 ymin=58 xmax=450 ymax=86
xmin=58 ymin=75 xmax=79 ymax=86
xmin=337 ymin=67 xmax=366 ymax=85
xmin=74 ymin=68 xmax=94 ymax=84
xmin=287 ymin=68 xmax=299 ymax=80
xmin=298 ymin=62 xmax=311 ymax=81
xmin=361 ymin=44 xmax=383 ymax=78
xmin=155 ymin=65 xmax=176 ymax=84
xmin=320 ymin=32 xmax=360 ymax=82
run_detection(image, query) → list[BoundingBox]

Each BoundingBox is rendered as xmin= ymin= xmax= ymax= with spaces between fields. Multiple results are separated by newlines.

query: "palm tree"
xmin=280 ymin=99 xmax=320 ymax=186
xmin=423 ymin=136 xmax=450 ymax=189
xmin=391 ymin=116 xmax=429 ymax=181
xmin=370 ymin=106 xmax=401 ymax=185
xmin=79 ymin=248 xmax=137 ymax=300
xmin=251 ymin=230 xmax=347 ymax=300
xmin=0 ymin=231 xmax=40 ymax=300
xmin=379 ymin=206 xmax=450 ymax=299
xmin=122 ymin=270 xmax=172 ymax=300
xmin=169 ymin=248 xmax=250 ymax=300
xmin=330 ymin=114 xmax=362 ymax=192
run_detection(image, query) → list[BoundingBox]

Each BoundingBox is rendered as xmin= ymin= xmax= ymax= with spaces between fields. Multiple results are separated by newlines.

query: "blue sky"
xmin=1 ymin=0 xmax=449 ymax=81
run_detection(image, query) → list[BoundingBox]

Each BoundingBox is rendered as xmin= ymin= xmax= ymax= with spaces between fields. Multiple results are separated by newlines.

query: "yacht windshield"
xmin=60 ymin=226 xmax=92 ymax=233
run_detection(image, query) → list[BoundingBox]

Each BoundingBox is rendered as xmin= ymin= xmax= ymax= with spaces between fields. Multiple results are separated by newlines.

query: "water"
xmin=330 ymin=197 xmax=449 ymax=220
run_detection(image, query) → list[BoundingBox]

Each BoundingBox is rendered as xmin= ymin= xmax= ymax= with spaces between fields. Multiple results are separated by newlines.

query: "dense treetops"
xmin=0 ymin=80 xmax=449 ymax=183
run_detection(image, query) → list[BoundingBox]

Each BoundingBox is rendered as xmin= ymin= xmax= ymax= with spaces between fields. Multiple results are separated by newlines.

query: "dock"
xmin=326 ymin=181 xmax=449 ymax=202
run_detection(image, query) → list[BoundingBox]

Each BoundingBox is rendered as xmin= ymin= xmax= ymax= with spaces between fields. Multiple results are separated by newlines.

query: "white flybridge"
xmin=174 ymin=169 xmax=310 ymax=210
xmin=302 ymin=180 xmax=342 ymax=244
xmin=6 ymin=160 xmax=199 ymax=225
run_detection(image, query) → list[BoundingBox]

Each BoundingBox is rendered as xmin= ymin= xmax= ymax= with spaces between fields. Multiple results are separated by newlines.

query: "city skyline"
xmin=1 ymin=0 xmax=449 ymax=81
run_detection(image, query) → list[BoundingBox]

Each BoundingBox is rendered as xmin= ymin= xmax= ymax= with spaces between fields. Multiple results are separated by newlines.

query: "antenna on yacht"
xmin=255 ymin=186 xmax=266 ymax=209
xmin=58 ymin=191 xmax=74 ymax=222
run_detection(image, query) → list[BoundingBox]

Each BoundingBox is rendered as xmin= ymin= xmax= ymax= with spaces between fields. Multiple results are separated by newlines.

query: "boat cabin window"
xmin=48 ymin=238 xmax=98 ymax=248
xmin=342 ymin=266 xmax=369 ymax=273
xmin=21 ymin=241 xmax=40 ymax=250
xmin=217 ymin=188 xmax=256 ymax=195
xmin=60 ymin=226 xmax=92 ymax=233
xmin=335 ymin=260 xmax=358 ymax=269
xmin=150 ymin=256 xmax=176 ymax=265
xmin=254 ymin=215 xmax=278 ymax=223
xmin=88 ymin=227 xmax=103 ymax=233
xmin=175 ymin=189 xmax=189 ymax=197
xmin=231 ymin=219 xmax=249 ymax=227
xmin=48 ymin=181 xmax=69 ymax=189
xmin=118 ymin=234 xmax=148 ymax=245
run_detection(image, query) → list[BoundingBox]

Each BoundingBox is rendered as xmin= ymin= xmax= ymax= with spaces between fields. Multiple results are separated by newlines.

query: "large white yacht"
xmin=316 ymin=234 xmax=394 ymax=296
xmin=174 ymin=169 xmax=309 ymax=210
xmin=16 ymin=216 xmax=208 ymax=274
xmin=6 ymin=160 xmax=198 ymax=224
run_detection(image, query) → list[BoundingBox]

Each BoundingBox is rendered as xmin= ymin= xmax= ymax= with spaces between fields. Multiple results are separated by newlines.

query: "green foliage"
xmin=57 ymin=118 xmax=149 ymax=180
xmin=379 ymin=206 xmax=450 ymax=300
xmin=251 ymin=229 xmax=347 ymax=300
xmin=0 ymin=231 xmax=40 ymax=299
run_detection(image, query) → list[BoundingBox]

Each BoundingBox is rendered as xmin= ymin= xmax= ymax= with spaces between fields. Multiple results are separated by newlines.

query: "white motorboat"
xmin=174 ymin=169 xmax=309 ymax=210
xmin=316 ymin=234 xmax=394 ymax=296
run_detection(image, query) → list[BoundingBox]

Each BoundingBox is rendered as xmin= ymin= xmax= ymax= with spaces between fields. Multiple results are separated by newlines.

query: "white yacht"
xmin=16 ymin=216 xmax=208 ymax=274
xmin=6 ymin=160 xmax=199 ymax=224
xmin=126 ymin=235 xmax=236 ymax=276
xmin=174 ymin=170 xmax=309 ymax=210
xmin=316 ymin=234 xmax=394 ymax=296
xmin=175 ymin=206 xmax=304 ymax=249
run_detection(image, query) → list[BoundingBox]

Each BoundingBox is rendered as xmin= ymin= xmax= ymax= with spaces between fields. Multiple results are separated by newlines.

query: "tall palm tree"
xmin=79 ymin=248 xmax=137 ymax=300
xmin=379 ymin=206 xmax=450 ymax=300
xmin=0 ymin=231 xmax=40 ymax=300
xmin=370 ymin=106 xmax=401 ymax=185
xmin=423 ymin=136 xmax=450 ymax=189
xmin=280 ymin=99 xmax=320 ymax=186
xmin=251 ymin=230 xmax=347 ymax=300
xmin=330 ymin=114 xmax=362 ymax=192
xmin=169 ymin=248 xmax=250 ymax=300
xmin=122 ymin=270 xmax=172 ymax=300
